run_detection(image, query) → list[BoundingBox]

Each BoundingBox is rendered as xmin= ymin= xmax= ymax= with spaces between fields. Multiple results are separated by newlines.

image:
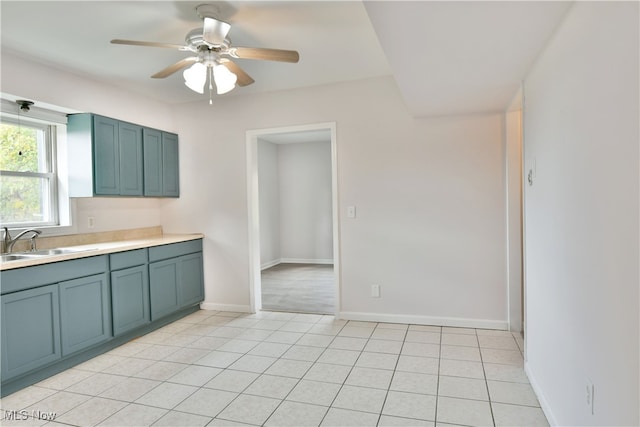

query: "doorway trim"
xmin=245 ymin=122 xmax=339 ymax=315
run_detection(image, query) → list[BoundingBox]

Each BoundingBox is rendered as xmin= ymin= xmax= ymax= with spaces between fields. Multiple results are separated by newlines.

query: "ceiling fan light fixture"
xmin=183 ymin=62 xmax=207 ymax=94
xmin=213 ymin=63 xmax=237 ymax=95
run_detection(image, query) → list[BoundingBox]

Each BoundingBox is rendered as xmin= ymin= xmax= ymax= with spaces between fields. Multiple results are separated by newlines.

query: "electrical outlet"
xmin=371 ymin=285 xmax=380 ymax=298
xmin=586 ymin=379 xmax=594 ymax=415
xmin=88 ymin=216 xmax=95 ymax=229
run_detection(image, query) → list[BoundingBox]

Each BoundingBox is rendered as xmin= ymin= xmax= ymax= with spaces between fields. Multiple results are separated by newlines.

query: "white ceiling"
xmin=364 ymin=1 xmax=573 ymax=116
xmin=0 ymin=1 xmax=572 ymax=116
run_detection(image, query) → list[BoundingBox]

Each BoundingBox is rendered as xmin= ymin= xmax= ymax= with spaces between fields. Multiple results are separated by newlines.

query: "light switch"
xmin=347 ymin=206 xmax=356 ymax=218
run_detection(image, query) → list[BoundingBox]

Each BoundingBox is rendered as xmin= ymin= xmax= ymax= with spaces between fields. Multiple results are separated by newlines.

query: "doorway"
xmin=246 ymin=123 xmax=339 ymax=315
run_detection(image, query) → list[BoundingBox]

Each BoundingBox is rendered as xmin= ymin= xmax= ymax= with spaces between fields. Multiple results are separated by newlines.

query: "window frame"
xmin=0 ymin=117 xmax=60 ymax=228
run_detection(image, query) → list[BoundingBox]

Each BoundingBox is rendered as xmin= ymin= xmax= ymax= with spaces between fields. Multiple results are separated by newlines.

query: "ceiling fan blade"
xmin=111 ymin=39 xmax=187 ymax=50
xmin=228 ymin=47 xmax=299 ymax=63
xmin=203 ymin=17 xmax=231 ymax=46
xmin=151 ymin=57 xmax=198 ymax=79
xmin=220 ymin=59 xmax=255 ymax=87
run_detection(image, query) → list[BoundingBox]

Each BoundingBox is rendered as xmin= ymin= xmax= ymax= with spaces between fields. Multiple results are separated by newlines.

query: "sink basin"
xmin=28 ymin=248 xmax=91 ymax=256
xmin=0 ymin=254 xmax=38 ymax=262
xmin=1 ymin=248 xmax=96 ymax=262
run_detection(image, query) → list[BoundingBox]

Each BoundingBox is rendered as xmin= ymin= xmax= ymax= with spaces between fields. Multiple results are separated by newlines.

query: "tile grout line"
xmin=433 ymin=326 xmax=444 ymax=426
xmin=315 ymin=320 xmax=375 ymax=427
xmin=374 ymin=323 xmax=411 ymax=427
xmin=477 ymin=328 xmax=496 ymax=427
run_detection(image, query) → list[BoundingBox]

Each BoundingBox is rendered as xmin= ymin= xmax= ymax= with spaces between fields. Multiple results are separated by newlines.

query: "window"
xmin=0 ymin=118 xmax=58 ymax=227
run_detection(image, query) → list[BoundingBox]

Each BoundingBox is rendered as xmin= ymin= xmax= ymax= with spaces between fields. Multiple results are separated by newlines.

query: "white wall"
xmin=1 ymin=52 xmax=171 ymax=234
xmin=278 ymin=141 xmax=333 ymax=263
xmin=73 ymin=198 xmax=162 ymax=234
xmin=523 ymin=2 xmax=639 ymax=425
xmin=258 ymin=140 xmax=281 ymax=268
xmin=2 ymin=46 xmax=509 ymax=329
xmin=163 ymin=76 xmax=508 ymax=327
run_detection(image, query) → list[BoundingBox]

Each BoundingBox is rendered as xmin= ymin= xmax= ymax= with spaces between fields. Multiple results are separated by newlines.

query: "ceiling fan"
xmin=111 ymin=4 xmax=300 ymax=103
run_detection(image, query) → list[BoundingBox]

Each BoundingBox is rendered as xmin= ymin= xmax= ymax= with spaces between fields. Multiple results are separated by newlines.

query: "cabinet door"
xmin=119 ymin=122 xmax=143 ymax=196
xmin=162 ymin=132 xmax=180 ymax=197
xmin=59 ymin=273 xmax=111 ymax=356
xmin=93 ymin=116 xmax=120 ymax=195
xmin=180 ymin=253 xmax=204 ymax=307
xmin=149 ymin=258 xmax=180 ymax=320
xmin=1 ymin=285 xmax=61 ymax=380
xmin=111 ymin=265 xmax=150 ymax=336
xmin=143 ymin=128 xmax=163 ymax=196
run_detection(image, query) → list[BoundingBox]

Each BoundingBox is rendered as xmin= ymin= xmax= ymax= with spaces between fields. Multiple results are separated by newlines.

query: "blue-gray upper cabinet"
xmin=1 ymin=285 xmax=61 ymax=381
xmin=59 ymin=273 xmax=111 ymax=356
xmin=118 ymin=122 xmax=144 ymax=196
xmin=162 ymin=132 xmax=180 ymax=197
xmin=143 ymin=128 xmax=162 ymax=197
xmin=143 ymin=129 xmax=180 ymax=197
xmin=92 ymin=116 xmax=143 ymax=196
xmin=68 ymin=114 xmax=143 ymax=196
xmin=110 ymin=249 xmax=150 ymax=336
xmin=92 ymin=115 xmax=120 ymax=195
xmin=68 ymin=113 xmax=176 ymax=198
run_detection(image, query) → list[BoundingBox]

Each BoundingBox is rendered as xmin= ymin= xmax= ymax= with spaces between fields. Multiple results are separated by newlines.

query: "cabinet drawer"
xmin=1 ymin=256 xmax=108 ymax=295
xmin=148 ymin=240 xmax=202 ymax=262
xmin=110 ymin=249 xmax=148 ymax=270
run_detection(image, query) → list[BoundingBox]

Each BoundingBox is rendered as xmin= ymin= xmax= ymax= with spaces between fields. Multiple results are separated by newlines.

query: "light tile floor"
xmin=0 ymin=310 xmax=548 ymax=427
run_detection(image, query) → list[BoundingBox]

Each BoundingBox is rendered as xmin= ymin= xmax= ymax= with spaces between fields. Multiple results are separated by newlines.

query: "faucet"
xmin=2 ymin=227 xmax=42 ymax=254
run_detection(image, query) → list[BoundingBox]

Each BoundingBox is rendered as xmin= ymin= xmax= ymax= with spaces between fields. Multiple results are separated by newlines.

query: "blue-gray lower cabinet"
xmin=59 ymin=273 xmax=111 ymax=356
xmin=181 ymin=253 xmax=204 ymax=307
xmin=1 ymin=284 xmax=61 ymax=381
xmin=149 ymin=240 xmax=204 ymax=321
xmin=1 ymin=240 xmax=202 ymax=395
xmin=149 ymin=258 xmax=180 ymax=321
xmin=111 ymin=265 xmax=150 ymax=336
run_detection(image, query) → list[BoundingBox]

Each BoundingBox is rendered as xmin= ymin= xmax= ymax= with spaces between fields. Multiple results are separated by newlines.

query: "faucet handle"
xmin=2 ymin=227 xmax=9 ymax=252
xmin=30 ymin=233 xmax=39 ymax=252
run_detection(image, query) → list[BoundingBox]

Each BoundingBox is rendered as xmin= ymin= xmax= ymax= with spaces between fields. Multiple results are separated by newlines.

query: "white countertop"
xmin=0 ymin=233 xmax=204 ymax=271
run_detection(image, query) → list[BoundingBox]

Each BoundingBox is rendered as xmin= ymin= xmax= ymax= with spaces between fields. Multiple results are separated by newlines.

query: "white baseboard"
xmin=261 ymin=258 xmax=334 ymax=270
xmin=525 ymin=361 xmax=558 ymax=426
xmin=280 ymin=258 xmax=334 ymax=265
xmin=200 ymin=302 xmax=253 ymax=313
xmin=261 ymin=259 xmax=281 ymax=270
xmin=339 ymin=311 xmax=508 ymax=330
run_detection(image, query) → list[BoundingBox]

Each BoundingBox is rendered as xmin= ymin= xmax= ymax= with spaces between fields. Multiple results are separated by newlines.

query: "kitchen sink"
xmin=28 ymin=248 xmax=93 ymax=256
xmin=0 ymin=254 xmax=39 ymax=262
xmin=1 ymin=248 xmax=96 ymax=262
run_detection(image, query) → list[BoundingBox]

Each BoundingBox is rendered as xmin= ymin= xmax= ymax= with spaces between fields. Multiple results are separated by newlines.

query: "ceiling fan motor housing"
xmin=185 ymin=28 xmax=230 ymax=51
